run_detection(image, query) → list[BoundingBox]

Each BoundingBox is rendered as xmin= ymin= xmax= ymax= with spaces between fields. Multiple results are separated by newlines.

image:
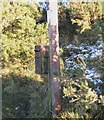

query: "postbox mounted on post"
xmin=34 ymin=45 xmax=50 ymax=74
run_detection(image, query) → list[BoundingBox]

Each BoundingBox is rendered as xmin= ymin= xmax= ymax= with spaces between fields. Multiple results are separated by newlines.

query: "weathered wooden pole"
xmin=47 ymin=0 xmax=61 ymax=118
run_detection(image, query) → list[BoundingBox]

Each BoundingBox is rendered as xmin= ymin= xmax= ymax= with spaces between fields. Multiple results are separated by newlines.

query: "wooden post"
xmin=35 ymin=45 xmax=49 ymax=74
xmin=35 ymin=46 xmax=42 ymax=74
xmin=47 ymin=0 xmax=61 ymax=118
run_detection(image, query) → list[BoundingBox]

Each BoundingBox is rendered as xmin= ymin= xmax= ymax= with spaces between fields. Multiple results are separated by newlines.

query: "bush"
xmin=59 ymin=73 xmax=104 ymax=119
xmin=1 ymin=1 xmax=49 ymax=68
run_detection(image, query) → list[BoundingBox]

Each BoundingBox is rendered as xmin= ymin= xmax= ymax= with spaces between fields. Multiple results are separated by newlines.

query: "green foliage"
xmin=2 ymin=1 xmax=49 ymax=68
xmin=1 ymin=1 xmax=104 ymax=119
xmin=60 ymin=74 xmax=104 ymax=119
xmin=58 ymin=2 xmax=103 ymax=46
xmin=1 ymin=1 xmax=50 ymax=118
xmin=70 ymin=2 xmax=102 ymax=33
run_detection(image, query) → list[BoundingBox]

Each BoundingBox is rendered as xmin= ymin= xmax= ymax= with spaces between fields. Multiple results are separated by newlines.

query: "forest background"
xmin=1 ymin=0 xmax=104 ymax=119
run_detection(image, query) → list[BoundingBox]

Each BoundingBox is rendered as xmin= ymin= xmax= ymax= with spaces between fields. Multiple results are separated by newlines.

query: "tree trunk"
xmin=47 ymin=0 xmax=61 ymax=118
